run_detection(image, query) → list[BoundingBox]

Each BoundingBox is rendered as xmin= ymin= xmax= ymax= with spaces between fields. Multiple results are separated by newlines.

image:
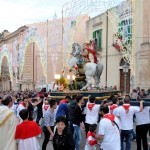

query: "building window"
xmin=93 ymin=29 xmax=102 ymax=51
xmin=118 ymin=18 xmax=132 ymax=45
xmin=71 ymin=20 xmax=76 ymax=28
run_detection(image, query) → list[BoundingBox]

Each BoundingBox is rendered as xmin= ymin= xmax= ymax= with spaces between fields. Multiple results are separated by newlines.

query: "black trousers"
xmin=85 ymin=123 xmax=91 ymax=136
xmin=42 ymin=126 xmax=54 ymax=150
xmin=36 ymin=113 xmax=43 ymax=125
xmin=136 ymin=124 xmax=149 ymax=150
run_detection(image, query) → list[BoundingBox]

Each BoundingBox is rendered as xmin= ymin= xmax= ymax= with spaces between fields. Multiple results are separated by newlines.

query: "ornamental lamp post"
xmin=122 ymin=63 xmax=129 ymax=95
xmin=67 ymin=75 xmax=70 ymax=80
xmin=54 ymin=74 xmax=60 ymax=85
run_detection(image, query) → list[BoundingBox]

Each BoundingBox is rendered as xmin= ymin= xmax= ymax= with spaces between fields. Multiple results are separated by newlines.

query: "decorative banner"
xmin=19 ymin=27 xmax=47 ymax=82
xmin=0 ymin=44 xmax=13 ymax=82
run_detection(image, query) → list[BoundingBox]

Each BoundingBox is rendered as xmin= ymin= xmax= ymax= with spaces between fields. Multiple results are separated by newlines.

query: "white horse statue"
xmin=69 ymin=43 xmax=103 ymax=90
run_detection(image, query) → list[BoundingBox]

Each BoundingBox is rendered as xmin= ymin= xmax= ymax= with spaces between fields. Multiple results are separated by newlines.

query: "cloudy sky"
xmin=0 ymin=0 xmax=71 ymax=32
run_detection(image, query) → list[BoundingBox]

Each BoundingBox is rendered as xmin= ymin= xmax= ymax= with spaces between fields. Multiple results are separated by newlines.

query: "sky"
xmin=0 ymin=0 xmax=71 ymax=32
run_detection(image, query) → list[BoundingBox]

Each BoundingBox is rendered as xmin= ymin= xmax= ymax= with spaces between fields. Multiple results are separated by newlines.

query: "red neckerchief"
xmin=122 ymin=104 xmax=131 ymax=114
xmin=103 ymin=113 xmax=115 ymax=122
xmin=59 ymin=99 xmax=67 ymax=104
xmin=88 ymin=103 xmax=95 ymax=111
xmin=19 ymin=102 xmax=26 ymax=107
xmin=110 ymin=104 xmax=118 ymax=111
xmin=44 ymin=105 xmax=49 ymax=111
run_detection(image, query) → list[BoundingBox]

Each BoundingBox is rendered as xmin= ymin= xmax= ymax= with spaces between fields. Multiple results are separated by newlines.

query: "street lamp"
xmin=54 ymin=74 xmax=60 ymax=84
xmin=67 ymin=75 xmax=70 ymax=80
xmin=122 ymin=63 xmax=129 ymax=94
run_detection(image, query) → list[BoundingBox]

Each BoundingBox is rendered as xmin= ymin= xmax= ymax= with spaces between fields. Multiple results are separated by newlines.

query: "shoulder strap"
xmin=113 ymin=121 xmax=119 ymax=131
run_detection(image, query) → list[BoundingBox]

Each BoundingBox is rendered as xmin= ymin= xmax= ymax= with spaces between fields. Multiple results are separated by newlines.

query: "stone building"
xmin=85 ymin=0 xmax=150 ymax=92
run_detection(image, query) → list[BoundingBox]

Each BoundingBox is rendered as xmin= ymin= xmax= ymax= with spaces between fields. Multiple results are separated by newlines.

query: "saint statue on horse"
xmin=69 ymin=40 xmax=103 ymax=90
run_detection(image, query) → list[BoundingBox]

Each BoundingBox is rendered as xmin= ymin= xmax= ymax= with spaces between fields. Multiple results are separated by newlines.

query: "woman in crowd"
xmin=53 ymin=116 xmax=75 ymax=150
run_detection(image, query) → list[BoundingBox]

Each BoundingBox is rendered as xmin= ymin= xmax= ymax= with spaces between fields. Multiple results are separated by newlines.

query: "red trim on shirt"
xmin=87 ymin=131 xmax=97 ymax=146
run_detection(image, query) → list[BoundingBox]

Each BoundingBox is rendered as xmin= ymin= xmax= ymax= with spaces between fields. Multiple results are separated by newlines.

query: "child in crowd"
xmin=42 ymin=98 xmax=50 ymax=117
xmin=85 ymin=124 xmax=98 ymax=150
xmin=15 ymin=109 xmax=42 ymax=150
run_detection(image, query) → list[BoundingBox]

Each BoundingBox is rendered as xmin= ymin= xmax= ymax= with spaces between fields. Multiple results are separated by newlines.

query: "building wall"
xmin=86 ymin=0 xmax=150 ymax=91
xmin=86 ymin=13 xmax=122 ymax=89
xmin=0 ymin=16 xmax=89 ymax=91
xmin=135 ymin=0 xmax=150 ymax=89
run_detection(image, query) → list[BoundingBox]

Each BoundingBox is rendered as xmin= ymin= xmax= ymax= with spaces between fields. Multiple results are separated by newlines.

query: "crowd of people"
xmin=0 ymin=87 xmax=150 ymax=150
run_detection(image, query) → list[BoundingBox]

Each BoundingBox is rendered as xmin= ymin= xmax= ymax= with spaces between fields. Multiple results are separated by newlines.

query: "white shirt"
xmin=98 ymin=115 xmax=120 ymax=150
xmin=85 ymin=135 xmax=97 ymax=150
xmin=135 ymin=106 xmax=150 ymax=125
xmin=85 ymin=102 xmax=100 ymax=124
xmin=17 ymin=104 xmax=26 ymax=123
xmin=116 ymin=105 xmax=140 ymax=130
xmin=108 ymin=104 xmax=118 ymax=116
xmin=18 ymin=137 xmax=40 ymax=150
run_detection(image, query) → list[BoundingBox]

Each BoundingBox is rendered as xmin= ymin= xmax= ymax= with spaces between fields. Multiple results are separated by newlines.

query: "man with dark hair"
xmin=42 ymin=100 xmax=57 ymax=150
xmin=17 ymin=96 xmax=29 ymax=122
xmin=116 ymin=96 xmax=144 ymax=150
xmin=85 ymin=96 xmax=100 ymax=135
xmin=134 ymin=97 xmax=150 ymax=150
xmin=0 ymin=95 xmax=17 ymax=150
xmin=15 ymin=109 xmax=42 ymax=150
xmin=97 ymin=106 xmax=120 ymax=150
xmin=73 ymin=95 xmax=85 ymax=150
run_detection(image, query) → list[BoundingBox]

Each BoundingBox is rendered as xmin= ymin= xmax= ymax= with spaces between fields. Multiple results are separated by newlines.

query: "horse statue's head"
xmin=71 ymin=43 xmax=82 ymax=57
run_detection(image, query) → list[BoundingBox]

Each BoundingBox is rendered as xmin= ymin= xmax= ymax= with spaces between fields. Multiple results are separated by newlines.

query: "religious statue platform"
xmin=50 ymin=90 xmax=119 ymax=100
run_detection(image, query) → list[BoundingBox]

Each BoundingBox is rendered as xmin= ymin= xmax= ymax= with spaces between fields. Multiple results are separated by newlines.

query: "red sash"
xmin=88 ymin=103 xmax=95 ymax=111
xmin=83 ymin=47 xmax=97 ymax=63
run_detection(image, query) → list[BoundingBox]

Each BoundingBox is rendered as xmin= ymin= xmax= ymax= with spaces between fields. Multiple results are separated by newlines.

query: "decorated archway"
xmin=0 ymin=44 xmax=13 ymax=82
xmin=19 ymin=27 xmax=47 ymax=82
xmin=62 ymin=0 xmax=135 ymax=75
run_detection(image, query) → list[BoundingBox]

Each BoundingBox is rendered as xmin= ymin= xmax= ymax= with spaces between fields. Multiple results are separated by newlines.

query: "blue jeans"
xmin=121 ymin=130 xmax=132 ymax=150
xmin=73 ymin=125 xmax=81 ymax=150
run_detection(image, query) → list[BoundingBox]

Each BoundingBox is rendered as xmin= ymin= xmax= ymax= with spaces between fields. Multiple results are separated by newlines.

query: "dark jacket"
xmin=68 ymin=100 xmax=77 ymax=121
xmin=53 ymin=127 xmax=75 ymax=150
xmin=73 ymin=105 xmax=83 ymax=126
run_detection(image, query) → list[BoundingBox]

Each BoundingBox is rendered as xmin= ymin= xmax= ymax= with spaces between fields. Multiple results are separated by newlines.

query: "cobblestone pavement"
xmin=38 ymin=128 xmax=144 ymax=150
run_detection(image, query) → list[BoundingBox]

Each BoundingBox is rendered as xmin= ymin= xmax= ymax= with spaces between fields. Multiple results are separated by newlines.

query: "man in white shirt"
xmin=135 ymin=96 xmax=150 ymax=150
xmin=17 ymin=96 xmax=28 ymax=122
xmin=97 ymin=106 xmax=121 ymax=150
xmin=85 ymin=96 xmax=100 ymax=135
xmin=116 ymin=96 xmax=143 ymax=150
